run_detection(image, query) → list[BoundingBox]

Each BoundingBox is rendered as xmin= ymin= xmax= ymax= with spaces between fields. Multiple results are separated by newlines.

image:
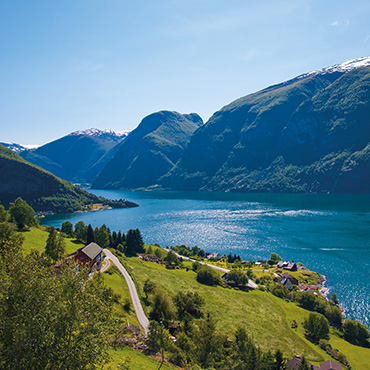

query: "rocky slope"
xmin=92 ymin=111 xmax=203 ymax=190
xmin=20 ymin=129 xmax=128 ymax=185
xmin=161 ymin=58 xmax=370 ymax=193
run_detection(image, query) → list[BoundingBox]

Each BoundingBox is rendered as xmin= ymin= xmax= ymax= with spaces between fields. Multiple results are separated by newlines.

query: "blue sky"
xmin=1 ymin=0 xmax=370 ymax=145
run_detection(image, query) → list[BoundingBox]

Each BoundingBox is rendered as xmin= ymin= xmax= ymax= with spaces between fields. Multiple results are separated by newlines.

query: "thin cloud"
xmin=331 ymin=20 xmax=339 ymax=26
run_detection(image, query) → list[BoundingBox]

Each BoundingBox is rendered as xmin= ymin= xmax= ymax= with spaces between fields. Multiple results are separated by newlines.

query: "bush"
xmin=196 ymin=266 xmax=221 ymax=286
xmin=303 ymin=312 xmax=330 ymax=343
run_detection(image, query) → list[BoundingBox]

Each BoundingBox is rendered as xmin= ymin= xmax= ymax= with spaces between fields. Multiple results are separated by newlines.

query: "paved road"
xmin=165 ymin=249 xmax=258 ymax=289
xmin=103 ymin=249 xmax=150 ymax=335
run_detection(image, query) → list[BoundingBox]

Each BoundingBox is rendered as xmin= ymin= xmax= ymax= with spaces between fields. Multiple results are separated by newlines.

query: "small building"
xmin=319 ymin=360 xmax=342 ymax=370
xmin=207 ymin=252 xmax=221 ymax=261
xmin=75 ymin=242 xmax=103 ymax=270
xmin=279 ymin=277 xmax=293 ymax=291
xmin=281 ymin=272 xmax=298 ymax=285
xmin=286 ymin=355 xmax=319 ymax=370
xmin=278 ymin=260 xmax=297 ymax=271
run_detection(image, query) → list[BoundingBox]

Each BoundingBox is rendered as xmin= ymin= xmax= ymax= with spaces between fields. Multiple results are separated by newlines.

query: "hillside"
xmin=161 ymin=58 xmax=370 ymax=193
xmin=0 ymin=144 xmax=137 ymax=213
xmin=20 ymin=129 xmax=128 ymax=185
xmin=92 ymin=111 xmax=203 ymax=190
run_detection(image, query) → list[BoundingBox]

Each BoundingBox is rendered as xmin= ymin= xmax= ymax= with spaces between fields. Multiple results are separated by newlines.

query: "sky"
xmin=1 ymin=0 xmax=370 ymax=145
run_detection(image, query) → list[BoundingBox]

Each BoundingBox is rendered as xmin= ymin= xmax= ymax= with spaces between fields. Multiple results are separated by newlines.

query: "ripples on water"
xmin=42 ymin=191 xmax=370 ymax=326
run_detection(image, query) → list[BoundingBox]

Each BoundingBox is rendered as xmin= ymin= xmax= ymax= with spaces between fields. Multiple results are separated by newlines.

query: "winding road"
xmin=165 ymin=248 xmax=258 ymax=289
xmin=103 ymin=249 xmax=150 ymax=335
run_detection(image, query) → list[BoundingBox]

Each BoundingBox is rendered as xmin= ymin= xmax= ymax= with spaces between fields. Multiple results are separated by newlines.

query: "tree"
xmin=324 ymin=304 xmax=342 ymax=327
xmin=0 ymin=204 xmax=8 ymax=222
xmin=147 ymin=245 xmax=153 ymax=254
xmin=125 ymin=229 xmax=144 ymax=255
xmin=45 ymin=226 xmax=65 ymax=261
xmin=164 ymin=251 xmax=180 ymax=268
xmin=0 ymin=222 xmax=24 ymax=258
xmin=226 ymin=269 xmax=248 ymax=285
xmin=303 ymin=312 xmax=329 ymax=343
xmin=196 ymin=266 xmax=221 ymax=286
xmin=268 ymin=252 xmax=282 ymax=265
xmin=0 ymin=250 xmax=114 ymax=369
xmin=94 ymin=224 xmax=110 ymax=248
xmin=274 ymin=349 xmax=285 ymax=370
xmin=196 ymin=313 xmax=223 ymax=368
xmin=143 ymin=279 xmax=156 ymax=299
xmin=330 ymin=293 xmax=339 ymax=306
xmin=61 ymin=221 xmax=74 ymax=236
xmin=150 ymin=290 xmax=174 ymax=322
xmin=8 ymin=197 xmax=37 ymax=229
xmin=74 ymin=220 xmax=87 ymax=241
xmin=86 ymin=224 xmax=95 ymax=244
xmin=174 ymin=291 xmax=204 ymax=320
xmin=298 ymin=356 xmax=310 ymax=370
xmin=343 ymin=319 xmax=370 ymax=347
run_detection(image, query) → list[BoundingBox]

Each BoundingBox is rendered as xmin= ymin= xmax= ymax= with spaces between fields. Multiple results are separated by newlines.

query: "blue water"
xmin=42 ymin=190 xmax=370 ymax=326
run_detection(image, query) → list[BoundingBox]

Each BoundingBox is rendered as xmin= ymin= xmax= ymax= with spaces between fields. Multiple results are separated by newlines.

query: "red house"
xmin=75 ymin=242 xmax=103 ymax=270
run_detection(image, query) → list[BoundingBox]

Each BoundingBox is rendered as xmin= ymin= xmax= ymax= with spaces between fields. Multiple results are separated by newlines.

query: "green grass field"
xmin=121 ymin=255 xmax=370 ymax=369
xmin=20 ymin=226 xmax=84 ymax=255
xmin=105 ymin=346 xmax=176 ymax=370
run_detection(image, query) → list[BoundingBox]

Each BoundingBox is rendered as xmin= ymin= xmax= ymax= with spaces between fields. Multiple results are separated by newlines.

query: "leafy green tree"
xmin=143 ymin=279 xmax=156 ymax=299
xmin=146 ymin=245 xmax=153 ymax=254
xmin=303 ymin=312 xmax=330 ymax=343
xmin=196 ymin=313 xmax=223 ymax=369
xmin=330 ymin=292 xmax=339 ymax=306
xmin=0 ymin=204 xmax=8 ymax=222
xmin=196 ymin=265 xmax=221 ymax=286
xmin=94 ymin=224 xmax=110 ymax=248
xmin=45 ymin=226 xmax=65 ymax=261
xmin=0 ymin=251 xmax=114 ymax=370
xmin=74 ymin=220 xmax=87 ymax=241
xmin=226 ymin=269 xmax=248 ymax=285
xmin=343 ymin=319 xmax=370 ymax=347
xmin=61 ymin=221 xmax=74 ymax=236
xmin=125 ymin=228 xmax=144 ymax=255
xmin=146 ymin=321 xmax=172 ymax=369
xmin=149 ymin=290 xmax=174 ymax=322
xmin=324 ymin=304 xmax=342 ymax=327
xmin=86 ymin=224 xmax=95 ymax=244
xmin=164 ymin=250 xmax=180 ymax=267
xmin=8 ymin=197 xmax=38 ymax=229
xmin=268 ymin=252 xmax=282 ymax=265
xmin=0 ymin=222 xmax=24 ymax=258
xmin=174 ymin=291 xmax=204 ymax=320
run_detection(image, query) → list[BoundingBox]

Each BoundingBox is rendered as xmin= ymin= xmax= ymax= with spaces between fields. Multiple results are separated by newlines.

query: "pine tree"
xmin=86 ymin=224 xmax=95 ymax=244
xmin=45 ymin=226 xmax=65 ymax=261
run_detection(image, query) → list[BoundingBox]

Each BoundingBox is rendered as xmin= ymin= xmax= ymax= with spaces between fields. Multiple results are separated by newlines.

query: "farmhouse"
xmin=75 ymin=242 xmax=103 ymax=270
xmin=138 ymin=253 xmax=162 ymax=263
xmin=277 ymin=260 xmax=297 ymax=271
xmin=281 ymin=272 xmax=298 ymax=285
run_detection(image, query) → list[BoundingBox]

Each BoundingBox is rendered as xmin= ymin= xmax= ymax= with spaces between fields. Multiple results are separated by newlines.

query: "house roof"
xmin=81 ymin=242 xmax=103 ymax=260
xmin=286 ymin=356 xmax=319 ymax=370
xmin=319 ymin=360 xmax=342 ymax=370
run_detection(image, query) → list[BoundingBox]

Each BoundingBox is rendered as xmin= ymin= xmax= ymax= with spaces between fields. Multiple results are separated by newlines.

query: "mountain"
xmin=0 ymin=142 xmax=38 ymax=153
xmin=0 ymin=144 xmax=137 ymax=213
xmin=20 ymin=129 xmax=129 ymax=185
xmin=92 ymin=111 xmax=203 ymax=190
xmin=162 ymin=57 xmax=370 ymax=193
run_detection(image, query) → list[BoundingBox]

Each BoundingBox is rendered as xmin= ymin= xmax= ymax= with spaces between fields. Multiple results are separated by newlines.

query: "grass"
xmin=105 ymin=346 xmax=176 ymax=370
xmin=121 ymin=255 xmax=328 ymax=362
xmin=103 ymin=264 xmax=141 ymax=329
xmin=20 ymin=226 xmax=84 ymax=255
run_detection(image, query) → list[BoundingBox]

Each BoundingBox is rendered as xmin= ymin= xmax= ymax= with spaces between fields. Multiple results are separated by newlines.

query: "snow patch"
xmin=297 ymin=56 xmax=370 ymax=80
xmin=69 ymin=128 xmax=131 ymax=138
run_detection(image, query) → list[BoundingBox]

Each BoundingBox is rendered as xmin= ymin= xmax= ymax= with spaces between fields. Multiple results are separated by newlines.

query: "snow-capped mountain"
xmin=0 ymin=142 xmax=40 ymax=153
xmin=69 ymin=128 xmax=131 ymax=138
xmin=298 ymin=56 xmax=370 ymax=80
